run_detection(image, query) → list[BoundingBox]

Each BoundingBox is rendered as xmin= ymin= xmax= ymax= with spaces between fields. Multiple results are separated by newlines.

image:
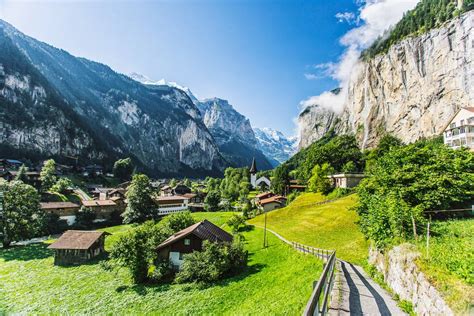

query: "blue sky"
xmin=0 ymin=0 xmax=362 ymax=136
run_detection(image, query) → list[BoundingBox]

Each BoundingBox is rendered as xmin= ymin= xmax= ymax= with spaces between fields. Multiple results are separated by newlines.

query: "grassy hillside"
xmin=415 ymin=218 xmax=474 ymax=313
xmin=0 ymin=212 xmax=323 ymax=315
xmin=249 ymin=193 xmax=369 ymax=265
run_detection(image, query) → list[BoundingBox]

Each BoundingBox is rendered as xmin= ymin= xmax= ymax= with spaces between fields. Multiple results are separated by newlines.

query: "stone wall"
xmin=368 ymin=243 xmax=453 ymax=316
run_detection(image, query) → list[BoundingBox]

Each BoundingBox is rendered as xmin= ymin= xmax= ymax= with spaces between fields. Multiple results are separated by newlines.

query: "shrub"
xmin=50 ymin=178 xmax=73 ymax=194
xmin=175 ymin=239 xmax=248 ymax=284
xmin=204 ymin=190 xmax=220 ymax=212
xmin=74 ymin=206 xmax=96 ymax=229
xmin=227 ymin=214 xmax=247 ymax=232
xmin=356 ymin=139 xmax=474 ymax=248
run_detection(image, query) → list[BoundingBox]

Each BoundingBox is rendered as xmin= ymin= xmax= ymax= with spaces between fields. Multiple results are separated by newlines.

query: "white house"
xmin=327 ymin=173 xmax=365 ymax=189
xmin=443 ymin=107 xmax=474 ymax=150
xmin=156 ymin=195 xmax=189 ymax=215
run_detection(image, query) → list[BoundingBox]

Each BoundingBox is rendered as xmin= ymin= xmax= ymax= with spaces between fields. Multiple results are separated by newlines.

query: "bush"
xmin=41 ymin=213 xmax=69 ymax=235
xmin=175 ymin=239 xmax=248 ymax=284
xmin=109 ymin=214 xmax=197 ymax=284
xmin=356 ymin=139 xmax=474 ymax=248
xmin=205 ymin=191 xmax=220 ymax=212
xmin=326 ymin=188 xmax=352 ymax=200
xmin=50 ymin=178 xmax=73 ymax=194
xmin=286 ymin=191 xmax=301 ymax=204
xmin=74 ymin=206 xmax=96 ymax=229
xmin=227 ymin=214 xmax=247 ymax=232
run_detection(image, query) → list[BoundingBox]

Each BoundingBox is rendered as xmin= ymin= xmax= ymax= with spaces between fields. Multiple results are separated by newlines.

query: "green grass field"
xmin=0 ymin=212 xmax=323 ymax=315
xmin=249 ymin=193 xmax=369 ymax=265
xmin=415 ymin=218 xmax=474 ymax=313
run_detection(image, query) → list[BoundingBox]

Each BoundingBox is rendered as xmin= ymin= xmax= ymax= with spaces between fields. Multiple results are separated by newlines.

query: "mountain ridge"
xmin=0 ymin=19 xmax=225 ymax=176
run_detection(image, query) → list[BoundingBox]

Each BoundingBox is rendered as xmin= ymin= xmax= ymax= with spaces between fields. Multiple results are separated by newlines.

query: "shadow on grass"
xmin=0 ymin=243 xmax=53 ymax=261
xmin=115 ymin=283 xmax=171 ymax=296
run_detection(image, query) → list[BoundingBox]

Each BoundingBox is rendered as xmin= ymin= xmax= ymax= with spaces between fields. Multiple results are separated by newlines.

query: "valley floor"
xmin=0 ymin=212 xmax=323 ymax=315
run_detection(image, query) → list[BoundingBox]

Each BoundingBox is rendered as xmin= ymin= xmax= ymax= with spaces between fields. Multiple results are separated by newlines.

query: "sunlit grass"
xmin=415 ymin=218 xmax=474 ymax=313
xmin=249 ymin=193 xmax=369 ymax=264
xmin=0 ymin=212 xmax=322 ymax=315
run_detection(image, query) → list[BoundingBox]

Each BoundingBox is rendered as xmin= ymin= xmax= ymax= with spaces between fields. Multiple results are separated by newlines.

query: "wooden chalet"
xmin=81 ymin=199 xmax=124 ymax=220
xmin=48 ymin=230 xmax=109 ymax=265
xmin=173 ymin=184 xmax=192 ymax=195
xmin=156 ymin=220 xmax=233 ymax=270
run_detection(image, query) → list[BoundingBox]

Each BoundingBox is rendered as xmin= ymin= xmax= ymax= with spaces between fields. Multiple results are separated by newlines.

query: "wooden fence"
xmin=290 ymin=242 xmax=336 ymax=316
xmin=253 ymin=226 xmax=337 ymax=316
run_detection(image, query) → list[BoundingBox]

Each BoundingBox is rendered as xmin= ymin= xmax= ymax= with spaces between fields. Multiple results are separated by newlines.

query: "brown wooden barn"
xmin=156 ymin=220 xmax=233 ymax=270
xmin=48 ymin=230 xmax=109 ymax=265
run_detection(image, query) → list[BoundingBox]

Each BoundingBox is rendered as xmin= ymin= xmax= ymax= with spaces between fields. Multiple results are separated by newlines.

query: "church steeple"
xmin=249 ymin=158 xmax=257 ymax=174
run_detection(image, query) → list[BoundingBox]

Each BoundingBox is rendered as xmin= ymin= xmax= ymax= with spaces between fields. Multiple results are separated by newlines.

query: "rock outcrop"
xmin=197 ymin=98 xmax=273 ymax=170
xmin=369 ymin=244 xmax=454 ymax=315
xmin=299 ymin=11 xmax=473 ymax=149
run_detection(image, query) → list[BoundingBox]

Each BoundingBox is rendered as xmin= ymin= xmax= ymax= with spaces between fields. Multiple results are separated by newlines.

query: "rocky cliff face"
xmin=299 ymin=11 xmax=473 ymax=149
xmin=0 ymin=20 xmax=225 ymax=176
xmin=197 ymin=98 xmax=273 ymax=170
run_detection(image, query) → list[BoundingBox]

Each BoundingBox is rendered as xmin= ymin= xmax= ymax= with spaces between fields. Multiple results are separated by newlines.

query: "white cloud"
xmin=304 ymin=73 xmax=319 ymax=80
xmin=300 ymin=0 xmax=419 ymax=114
xmin=335 ymin=12 xmax=357 ymax=24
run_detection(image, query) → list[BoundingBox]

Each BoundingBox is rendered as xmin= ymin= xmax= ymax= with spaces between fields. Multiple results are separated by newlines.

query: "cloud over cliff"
xmin=300 ymin=0 xmax=419 ymax=114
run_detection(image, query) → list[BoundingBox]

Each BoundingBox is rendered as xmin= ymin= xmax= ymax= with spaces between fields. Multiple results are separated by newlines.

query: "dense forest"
xmin=362 ymin=0 xmax=474 ymax=59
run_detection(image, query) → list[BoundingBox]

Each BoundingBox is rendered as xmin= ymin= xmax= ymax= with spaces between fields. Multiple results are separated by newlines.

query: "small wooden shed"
xmin=48 ymin=230 xmax=109 ymax=265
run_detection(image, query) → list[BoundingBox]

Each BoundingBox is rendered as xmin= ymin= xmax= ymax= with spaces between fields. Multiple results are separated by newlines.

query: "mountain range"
xmin=0 ymin=20 xmax=293 ymax=176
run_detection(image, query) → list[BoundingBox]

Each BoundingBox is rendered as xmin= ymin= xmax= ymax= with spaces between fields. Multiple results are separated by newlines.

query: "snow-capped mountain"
xmin=254 ymin=127 xmax=297 ymax=167
xmin=128 ymin=72 xmax=199 ymax=104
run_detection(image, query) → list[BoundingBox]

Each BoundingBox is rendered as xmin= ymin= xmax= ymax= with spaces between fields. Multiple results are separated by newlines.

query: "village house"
xmin=156 ymin=220 xmax=233 ymax=270
xmin=156 ymin=195 xmax=189 ymax=215
xmin=327 ymin=173 xmax=365 ymax=189
xmin=443 ymin=107 xmax=474 ymax=150
xmin=160 ymin=185 xmax=173 ymax=197
xmin=81 ymin=199 xmax=123 ymax=221
xmin=40 ymin=202 xmax=81 ymax=226
xmin=183 ymin=192 xmax=206 ymax=212
xmin=257 ymin=195 xmax=287 ymax=212
xmin=287 ymin=180 xmax=307 ymax=193
xmin=173 ymin=183 xmax=192 ymax=195
xmin=0 ymin=159 xmax=23 ymax=171
xmin=255 ymin=192 xmax=275 ymax=201
xmin=3 ymin=170 xmax=43 ymax=188
xmin=48 ymin=230 xmax=109 ymax=265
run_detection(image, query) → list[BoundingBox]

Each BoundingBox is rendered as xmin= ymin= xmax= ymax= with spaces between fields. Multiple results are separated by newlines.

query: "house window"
xmin=179 ymin=253 xmax=184 ymax=260
xmin=461 ymin=120 xmax=465 ymax=126
xmin=184 ymin=238 xmax=190 ymax=246
xmin=461 ymin=127 xmax=466 ymax=134
xmin=450 ymin=122 xmax=456 ymax=129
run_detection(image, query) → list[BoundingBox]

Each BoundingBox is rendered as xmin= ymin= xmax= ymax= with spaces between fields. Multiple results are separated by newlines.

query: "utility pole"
xmin=263 ymin=209 xmax=267 ymax=248
xmin=426 ymin=215 xmax=431 ymax=258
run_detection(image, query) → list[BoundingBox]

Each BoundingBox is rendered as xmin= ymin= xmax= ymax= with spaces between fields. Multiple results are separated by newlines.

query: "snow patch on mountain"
xmin=254 ymin=127 xmax=297 ymax=166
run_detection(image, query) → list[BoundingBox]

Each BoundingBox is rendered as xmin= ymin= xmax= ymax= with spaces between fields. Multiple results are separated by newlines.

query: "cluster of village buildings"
xmin=5 ymin=108 xmax=474 ymax=269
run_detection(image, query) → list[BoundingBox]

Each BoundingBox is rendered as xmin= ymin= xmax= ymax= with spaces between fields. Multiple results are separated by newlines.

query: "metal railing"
xmin=302 ymin=248 xmax=337 ymax=316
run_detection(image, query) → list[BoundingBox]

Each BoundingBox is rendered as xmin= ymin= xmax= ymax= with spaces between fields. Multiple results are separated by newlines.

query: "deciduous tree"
xmin=0 ymin=180 xmax=43 ymax=248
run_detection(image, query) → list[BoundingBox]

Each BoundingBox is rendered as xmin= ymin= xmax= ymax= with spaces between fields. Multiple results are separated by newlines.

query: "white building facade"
xmin=443 ymin=107 xmax=474 ymax=150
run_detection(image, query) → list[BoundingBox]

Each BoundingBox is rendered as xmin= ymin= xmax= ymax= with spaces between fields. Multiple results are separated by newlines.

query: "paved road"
xmin=329 ymin=261 xmax=406 ymax=316
xmin=252 ymin=224 xmax=405 ymax=316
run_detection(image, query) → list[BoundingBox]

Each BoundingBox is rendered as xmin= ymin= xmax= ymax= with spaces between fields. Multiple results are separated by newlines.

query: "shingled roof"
xmin=156 ymin=220 xmax=233 ymax=251
xmin=48 ymin=230 xmax=109 ymax=250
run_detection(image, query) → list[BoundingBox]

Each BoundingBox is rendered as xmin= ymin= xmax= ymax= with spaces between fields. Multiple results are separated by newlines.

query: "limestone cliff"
xmin=298 ymin=11 xmax=473 ymax=149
